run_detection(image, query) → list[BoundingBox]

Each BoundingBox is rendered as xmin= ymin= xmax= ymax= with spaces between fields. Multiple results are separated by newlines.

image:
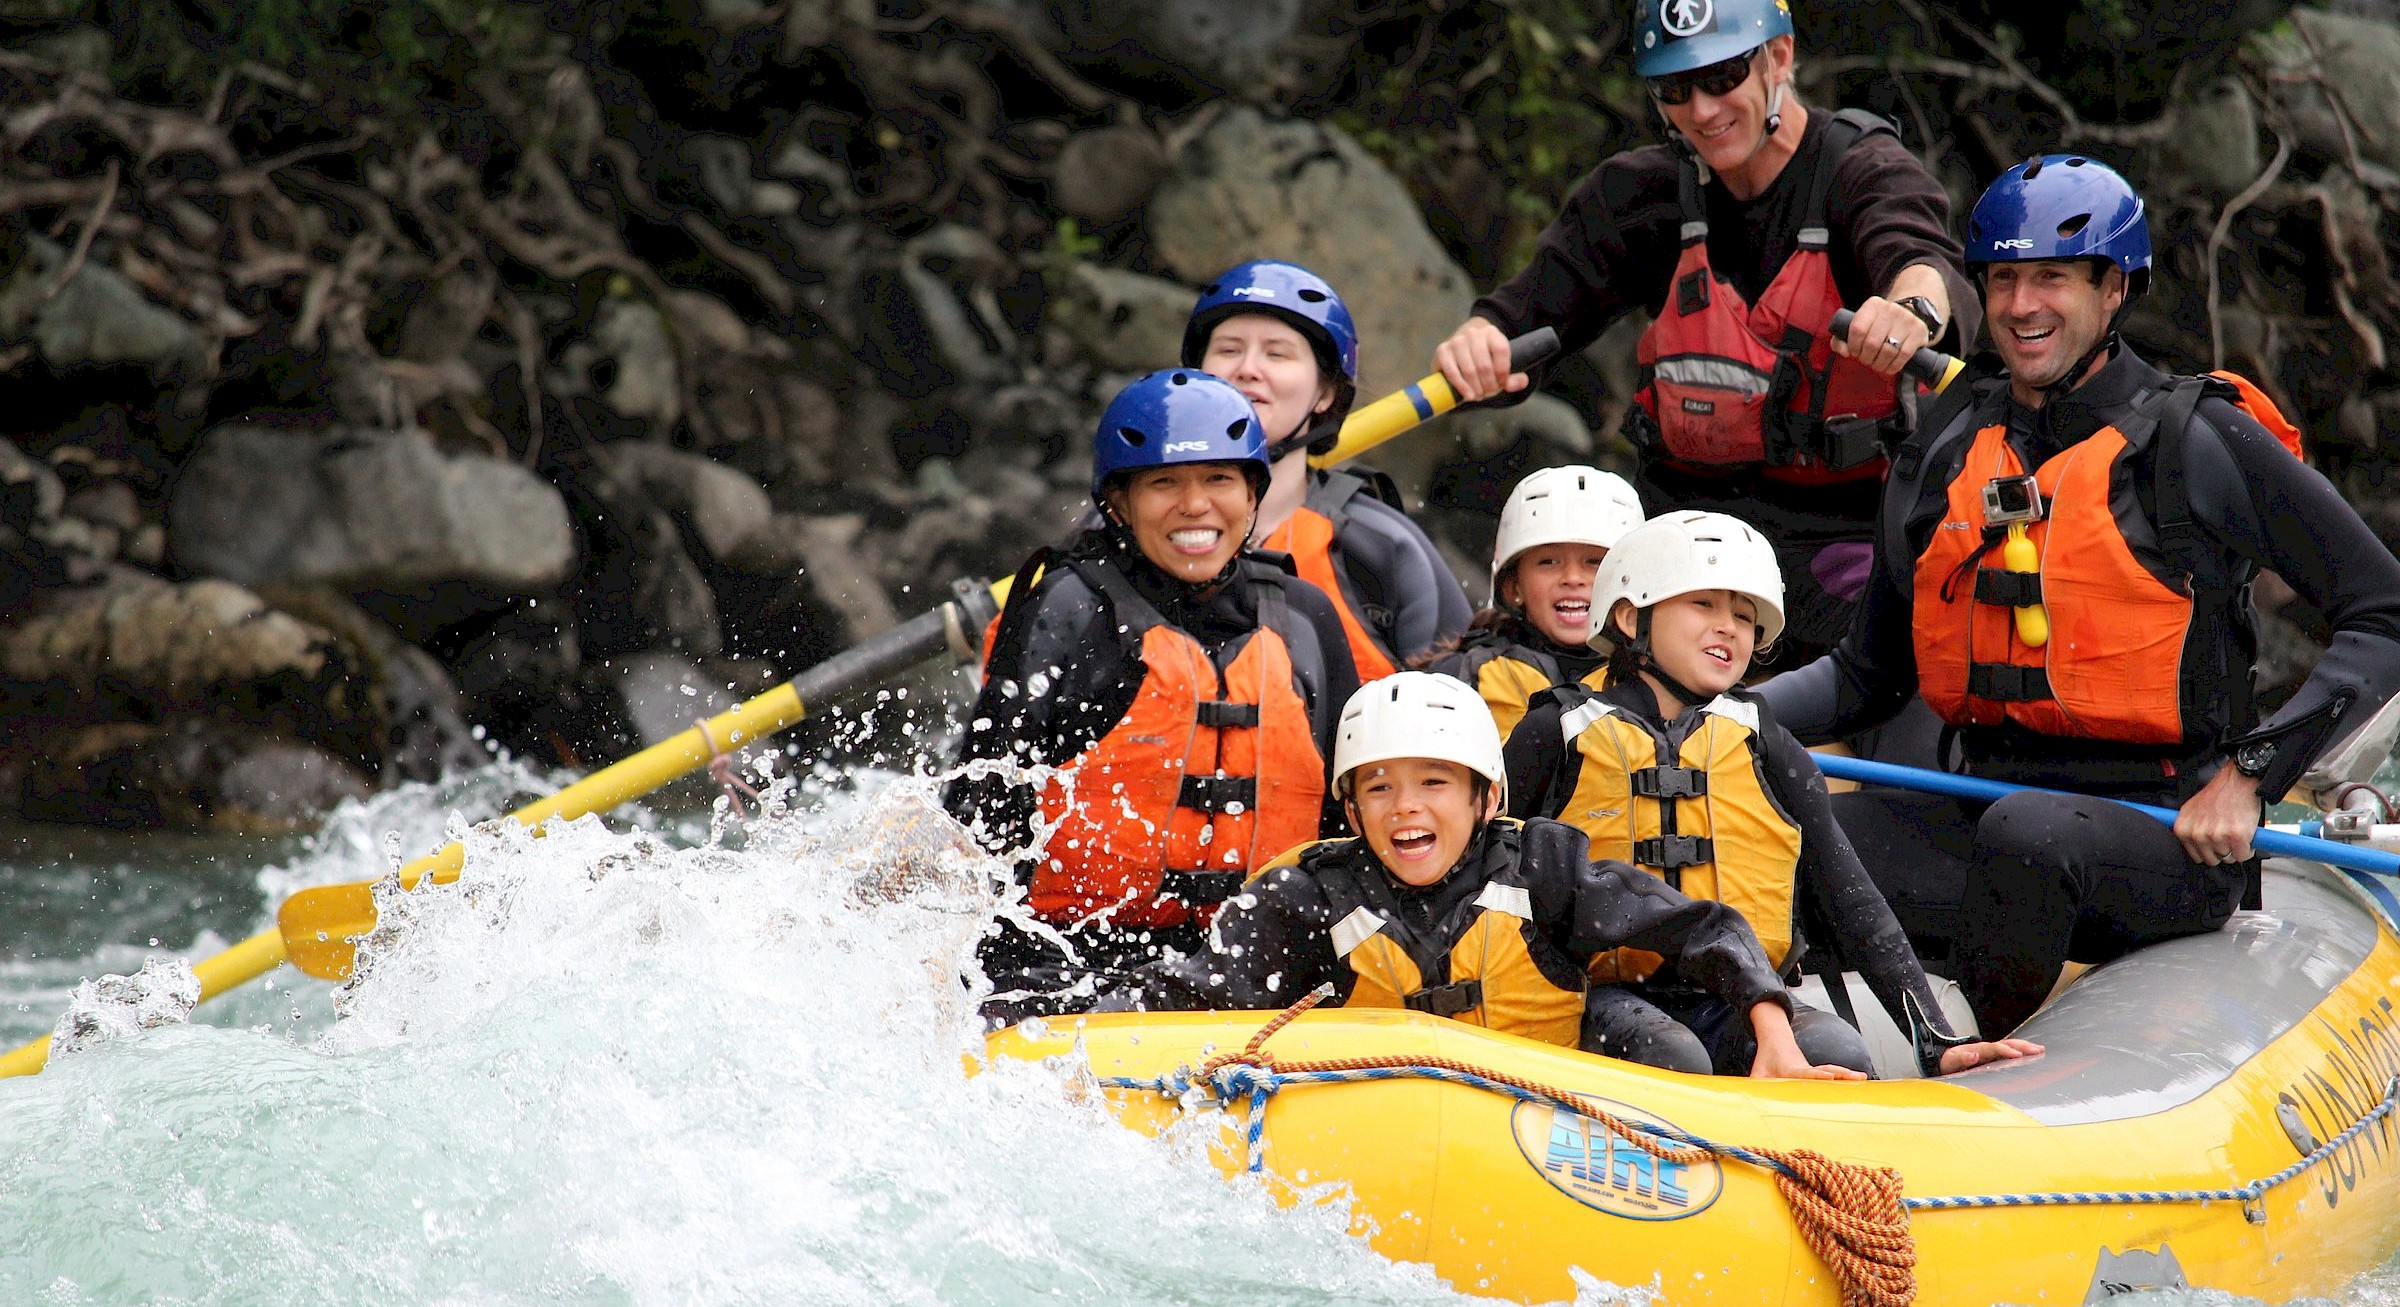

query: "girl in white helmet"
xmin=1095 ymin=671 xmax=1868 ymax=1081
xmin=1506 ymin=512 xmax=2043 ymax=1076
xmin=1423 ymin=465 xmax=1645 ymax=740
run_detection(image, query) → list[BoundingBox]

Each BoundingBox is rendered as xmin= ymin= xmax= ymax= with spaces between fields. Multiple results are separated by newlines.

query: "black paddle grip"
xmin=1830 ymin=308 xmax=1955 ymax=388
xmin=1506 ymin=326 xmax=1561 ymax=374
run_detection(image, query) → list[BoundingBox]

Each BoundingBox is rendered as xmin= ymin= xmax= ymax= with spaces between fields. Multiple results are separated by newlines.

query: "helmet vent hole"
xmin=1225 ymin=420 xmax=1248 ymax=438
xmin=1297 ymin=289 xmax=1327 ymax=303
xmin=2066 ymin=157 xmax=2088 ymax=167
xmin=2057 ymin=212 xmax=2092 ymax=238
xmin=1170 ymin=371 xmax=1190 ymax=385
xmin=2023 ymin=155 xmax=2045 ymax=180
xmin=1119 ymin=426 xmax=1148 ymax=447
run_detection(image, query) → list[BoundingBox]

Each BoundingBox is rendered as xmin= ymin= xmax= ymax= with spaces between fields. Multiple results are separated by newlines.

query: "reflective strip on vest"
xmin=1030 ymin=607 xmax=1328 ymax=929
xmin=1331 ymin=904 xmax=1386 ymax=957
xmin=1912 ymin=423 xmax=2195 ymax=744
xmin=1554 ymin=694 xmax=1801 ymax=982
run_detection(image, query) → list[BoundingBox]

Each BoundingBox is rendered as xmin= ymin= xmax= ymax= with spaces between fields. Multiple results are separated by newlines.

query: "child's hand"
xmin=1936 ymin=1037 xmax=2043 ymax=1075
xmin=1745 ymin=1000 xmax=1869 ymax=1081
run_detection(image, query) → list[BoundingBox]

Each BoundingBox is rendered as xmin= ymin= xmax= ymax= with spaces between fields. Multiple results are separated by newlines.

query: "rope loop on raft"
xmin=1119 ymin=988 xmax=1920 ymax=1307
xmin=693 ymin=719 xmax=763 ymax=818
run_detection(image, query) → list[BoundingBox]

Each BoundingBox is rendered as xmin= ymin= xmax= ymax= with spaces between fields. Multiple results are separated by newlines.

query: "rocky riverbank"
xmin=0 ymin=0 xmax=2389 ymax=830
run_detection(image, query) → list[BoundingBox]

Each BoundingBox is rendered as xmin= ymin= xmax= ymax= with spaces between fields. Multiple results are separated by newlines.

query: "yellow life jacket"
xmin=1428 ymin=632 xmax=1610 ymax=743
xmin=1548 ymin=689 xmax=1801 ymax=983
xmin=1260 ymin=822 xmax=1587 ymax=1048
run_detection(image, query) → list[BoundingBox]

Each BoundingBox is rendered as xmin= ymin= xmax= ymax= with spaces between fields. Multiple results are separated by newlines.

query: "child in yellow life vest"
xmin=1505 ymin=512 xmax=2044 ymax=1076
xmin=1095 ymin=671 xmax=1872 ymax=1081
xmin=1422 ymin=466 xmax=1645 ymax=740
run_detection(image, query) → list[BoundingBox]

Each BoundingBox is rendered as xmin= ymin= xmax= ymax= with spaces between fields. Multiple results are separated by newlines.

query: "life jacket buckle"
xmin=1634 ymin=834 xmax=1714 ymax=868
xmin=1193 ymin=701 xmax=1261 ymax=729
xmin=1178 ymin=775 xmax=1257 ymax=814
xmin=1160 ymin=867 xmax=1244 ymax=909
xmin=1629 ymin=766 xmax=1709 ymax=800
xmin=1966 ymin=663 xmax=2053 ymax=703
xmin=1403 ymin=979 xmax=1484 ymax=1018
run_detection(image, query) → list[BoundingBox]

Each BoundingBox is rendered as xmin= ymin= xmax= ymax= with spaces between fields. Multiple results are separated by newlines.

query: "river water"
xmin=5 ymin=743 xmax=2400 ymax=1304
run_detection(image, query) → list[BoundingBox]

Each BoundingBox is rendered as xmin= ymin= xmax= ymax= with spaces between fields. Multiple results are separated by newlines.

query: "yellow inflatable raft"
xmin=987 ymin=859 xmax=2400 ymax=1304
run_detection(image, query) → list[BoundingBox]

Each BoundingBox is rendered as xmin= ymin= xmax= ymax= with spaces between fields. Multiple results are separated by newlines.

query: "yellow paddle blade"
xmin=277 ymin=882 xmax=381 ymax=981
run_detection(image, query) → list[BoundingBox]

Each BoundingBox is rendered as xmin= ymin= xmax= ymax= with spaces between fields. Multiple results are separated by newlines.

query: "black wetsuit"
xmin=1759 ymin=345 xmax=2400 ymax=1033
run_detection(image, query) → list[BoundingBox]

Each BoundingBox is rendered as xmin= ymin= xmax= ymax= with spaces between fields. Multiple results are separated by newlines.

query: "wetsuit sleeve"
xmin=941 ymin=573 xmax=1142 ymax=866
xmin=1763 ymin=724 xmax=1961 ymax=1041
xmin=1503 ymin=691 xmax=1573 ymax=820
xmin=2187 ymin=400 xmax=2400 ymax=800
xmin=1830 ymin=129 xmax=1979 ymax=354
xmin=1089 ymin=864 xmax=1345 ymax=1012
xmin=1337 ymin=495 xmax=1473 ymax=663
xmin=1525 ymin=822 xmax=1793 ymax=1017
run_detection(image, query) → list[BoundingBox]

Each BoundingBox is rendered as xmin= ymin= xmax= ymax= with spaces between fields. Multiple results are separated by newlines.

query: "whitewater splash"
xmin=0 ymin=772 xmax=1578 ymax=1306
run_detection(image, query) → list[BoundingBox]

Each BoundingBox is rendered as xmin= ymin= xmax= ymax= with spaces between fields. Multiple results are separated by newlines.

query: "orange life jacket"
xmin=1629 ymin=110 xmax=1903 ymax=488
xmin=1912 ymin=380 xmax=2252 ymax=746
xmin=1023 ymin=558 xmax=1328 ymax=930
xmin=2209 ymin=369 xmax=2306 ymax=459
xmin=1260 ymin=471 xmax=1399 ymax=681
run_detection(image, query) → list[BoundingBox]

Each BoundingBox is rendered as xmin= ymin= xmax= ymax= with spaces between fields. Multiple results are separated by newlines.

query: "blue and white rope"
xmin=1098 ymin=1061 xmax=2400 ymax=1219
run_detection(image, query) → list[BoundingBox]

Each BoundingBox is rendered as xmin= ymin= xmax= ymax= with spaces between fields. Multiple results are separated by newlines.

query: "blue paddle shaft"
xmin=1810 ymin=752 xmax=2400 ymax=877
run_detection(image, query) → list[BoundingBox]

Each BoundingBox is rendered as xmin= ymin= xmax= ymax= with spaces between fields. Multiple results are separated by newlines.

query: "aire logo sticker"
xmin=1661 ymin=0 xmax=1713 ymax=38
xmin=1512 ymin=1096 xmax=1724 ymax=1220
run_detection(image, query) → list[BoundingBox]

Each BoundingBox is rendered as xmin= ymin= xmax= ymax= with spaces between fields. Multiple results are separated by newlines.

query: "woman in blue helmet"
xmin=1432 ymin=0 xmax=1976 ymax=672
xmin=1185 ymin=260 xmax=1471 ymax=681
xmin=1758 ymin=156 xmax=2400 ymax=1035
xmin=945 ymin=368 xmax=1361 ymax=1024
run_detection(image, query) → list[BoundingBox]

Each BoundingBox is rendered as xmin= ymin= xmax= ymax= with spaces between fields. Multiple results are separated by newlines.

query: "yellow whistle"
xmin=2003 ymin=522 xmax=2049 ymax=647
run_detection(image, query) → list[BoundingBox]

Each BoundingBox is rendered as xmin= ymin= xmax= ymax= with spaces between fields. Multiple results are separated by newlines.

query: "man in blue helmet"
xmin=1434 ymin=0 xmax=1976 ymax=669
xmin=1185 ymin=260 xmax=1471 ymax=680
xmin=1757 ymin=155 xmax=2400 ymax=1035
xmin=944 ymin=368 xmax=1360 ymax=1024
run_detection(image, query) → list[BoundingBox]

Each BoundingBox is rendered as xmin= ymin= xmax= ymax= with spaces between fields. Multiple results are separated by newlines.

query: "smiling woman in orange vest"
xmin=946 ymin=368 xmax=1359 ymax=1025
xmin=1185 ymin=260 xmax=1470 ymax=681
xmin=1433 ymin=0 xmax=1976 ymax=670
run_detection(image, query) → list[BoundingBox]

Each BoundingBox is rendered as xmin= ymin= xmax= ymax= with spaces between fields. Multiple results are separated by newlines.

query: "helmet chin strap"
xmin=1629 ymin=607 xmax=1715 ymax=714
xmin=1762 ymin=78 xmax=1787 ymax=138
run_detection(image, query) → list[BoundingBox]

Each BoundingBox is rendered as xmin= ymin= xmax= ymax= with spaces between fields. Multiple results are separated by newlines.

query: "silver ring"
xmin=1885 ymin=335 xmax=1902 ymax=349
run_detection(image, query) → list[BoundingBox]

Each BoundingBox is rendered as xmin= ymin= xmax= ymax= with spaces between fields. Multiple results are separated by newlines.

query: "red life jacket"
xmin=1912 ymin=378 xmax=2258 ymax=748
xmin=1259 ymin=471 xmax=1398 ymax=681
xmin=1630 ymin=109 xmax=1903 ymax=487
xmin=1023 ymin=558 xmax=1328 ymax=930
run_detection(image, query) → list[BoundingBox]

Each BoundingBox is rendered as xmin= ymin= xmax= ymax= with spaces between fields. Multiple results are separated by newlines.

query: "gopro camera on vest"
xmin=1981 ymin=474 xmax=2044 ymax=526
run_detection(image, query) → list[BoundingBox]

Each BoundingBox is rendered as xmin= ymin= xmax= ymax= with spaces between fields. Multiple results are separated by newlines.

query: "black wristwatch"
xmin=1896 ymin=295 xmax=1945 ymax=338
xmin=2232 ymin=738 xmax=2279 ymax=779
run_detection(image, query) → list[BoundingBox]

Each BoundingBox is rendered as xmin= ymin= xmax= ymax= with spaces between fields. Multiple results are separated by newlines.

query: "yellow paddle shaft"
xmin=1309 ymin=326 xmax=1560 ymax=469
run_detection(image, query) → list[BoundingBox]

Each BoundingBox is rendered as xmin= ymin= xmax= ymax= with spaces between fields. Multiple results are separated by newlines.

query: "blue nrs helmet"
xmin=1088 ymin=369 xmax=1271 ymax=505
xmin=1633 ymin=0 xmax=1794 ymax=78
xmin=1181 ymin=259 xmax=1360 ymax=388
xmin=1967 ymin=154 xmax=2151 ymax=296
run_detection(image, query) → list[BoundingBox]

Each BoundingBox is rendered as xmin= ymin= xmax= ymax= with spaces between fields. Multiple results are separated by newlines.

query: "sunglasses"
xmin=1646 ymin=46 xmax=1761 ymax=105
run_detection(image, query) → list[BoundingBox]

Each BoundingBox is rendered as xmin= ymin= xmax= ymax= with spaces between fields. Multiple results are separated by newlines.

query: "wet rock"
xmin=167 ymin=423 xmax=576 ymax=598
xmin=1148 ymin=107 xmax=1475 ymax=491
xmin=587 ymin=297 xmax=684 ymax=432
xmin=256 ymin=585 xmax=488 ymax=784
xmin=557 ymin=453 xmax=724 ymax=659
xmin=49 ymin=957 xmax=201 ymax=1059
xmin=0 ymin=573 xmax=372 ymax=740
xmin=1046 ymin=263 xmax=1193 ymax=372
xmin=2263 ymin=11 xmax=2400 ymax=177
xmin=592 ymin=442 xmax=773 ymax=561
xmin=1050 ymin=123 xmax=1172 ymax=224
xmin=0 ymin=235 xmax=207 ymax=378
xmin=21 ymin=719 xmax=372 ymax=834
xmin=2160 ymin=77 xmax=2262 ymax=196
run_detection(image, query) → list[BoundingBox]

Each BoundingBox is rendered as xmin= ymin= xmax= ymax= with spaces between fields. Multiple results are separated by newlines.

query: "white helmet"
xmin=1332 ymin=671 xmax=1507 ymax=808
xmin=1590 ymin=510 xmax=1786 ymax=653
xmin=1490 ymin=465 xmax=1647 ymax=600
